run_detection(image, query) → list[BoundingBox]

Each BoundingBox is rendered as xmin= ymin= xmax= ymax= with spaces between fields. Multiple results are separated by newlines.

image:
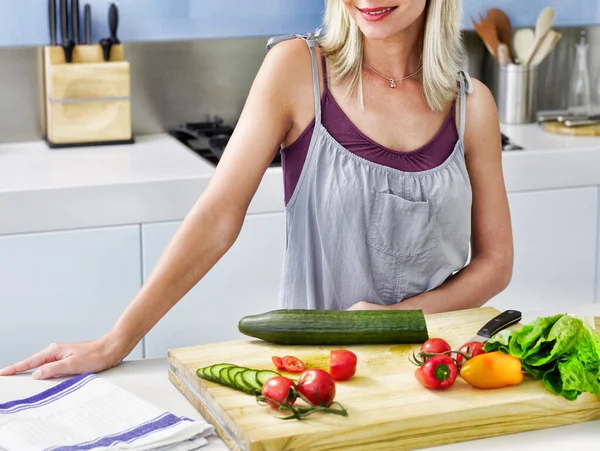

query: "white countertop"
xmin=1 ymin=125 xmax=600 ymax=235
xmin=1 ymin=305 xmax=599 ymax=450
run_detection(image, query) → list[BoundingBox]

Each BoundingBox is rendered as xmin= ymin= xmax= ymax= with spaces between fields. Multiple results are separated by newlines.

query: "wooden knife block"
xmin=43 ymin=44 xmax=134 ymax=148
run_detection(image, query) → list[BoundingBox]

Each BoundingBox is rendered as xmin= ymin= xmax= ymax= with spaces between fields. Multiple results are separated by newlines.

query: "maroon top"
xmin=281 ymin=57 xmax=459 ymax=204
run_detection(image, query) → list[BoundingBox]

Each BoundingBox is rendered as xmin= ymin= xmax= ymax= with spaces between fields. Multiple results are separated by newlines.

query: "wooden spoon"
xmin=470 ymin=13 xmax=500 ymax=61
xmin=523 ymin=7 xmax=556 ymax=65
xmin=487 ymin=8 xmax=514 ymax=62
xmin=530 ymin=30 xmax=562 ymax=66
xmin=513 ymin=29 xmax=535 ymax=64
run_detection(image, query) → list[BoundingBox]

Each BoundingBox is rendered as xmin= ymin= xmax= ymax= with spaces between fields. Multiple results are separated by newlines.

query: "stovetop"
xmin=170 ymin=118 xmax=282 ymax=167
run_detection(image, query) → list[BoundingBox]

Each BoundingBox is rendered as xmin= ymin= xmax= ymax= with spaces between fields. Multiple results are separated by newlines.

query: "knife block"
xmin=43 ymin=44 xmax=134 ymax=148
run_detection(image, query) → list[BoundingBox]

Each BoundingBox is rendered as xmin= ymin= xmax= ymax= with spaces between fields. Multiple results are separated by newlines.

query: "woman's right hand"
xmin=0 ymin=334 xmax=124 ymax=380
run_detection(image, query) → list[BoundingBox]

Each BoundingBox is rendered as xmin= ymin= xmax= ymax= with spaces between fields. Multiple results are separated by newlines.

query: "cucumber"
xmin=210 ymin=363 xmax=235 ymax=382
xmin=234 ymin=371 xmax=256 ymax=394
xmin=256 ymin=370 xmax=280 ymax=386
xmin=238 ymin=309 xmax=429 ymax=345
xmin=226 ymin=366 xmax=247 ymax=385
xmin=241 ymin=369 xmax=261 ymax=392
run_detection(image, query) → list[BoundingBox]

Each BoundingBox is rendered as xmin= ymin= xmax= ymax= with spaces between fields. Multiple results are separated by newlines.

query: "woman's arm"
xmin=0 ymin=39 xmax=312 ymax=379
xmin=350 ymin=79 xmax=514 ymax=314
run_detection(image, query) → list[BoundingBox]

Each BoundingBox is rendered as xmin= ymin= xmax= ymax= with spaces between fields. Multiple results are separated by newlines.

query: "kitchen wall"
xmin=1 ymin=26 xmax=599 ymax=143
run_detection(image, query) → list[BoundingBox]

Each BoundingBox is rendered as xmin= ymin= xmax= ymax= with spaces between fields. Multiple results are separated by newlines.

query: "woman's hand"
xmin=347 ymin=301 xmax=393 ymax=310
xmin=0 ymin=334 xmax=124 ymax=380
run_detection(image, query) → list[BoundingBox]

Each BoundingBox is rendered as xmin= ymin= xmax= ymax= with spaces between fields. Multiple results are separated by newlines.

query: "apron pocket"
xmin=366 ymin=190 xmax=438 ymax=258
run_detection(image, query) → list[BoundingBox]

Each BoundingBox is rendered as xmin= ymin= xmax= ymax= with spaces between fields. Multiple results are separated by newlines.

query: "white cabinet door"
xmin=487 ymin=187 xmax=598 ymax=312
xmin=142 ymin=213 xmax=286 ymax=358
xmin=0 ymin=226 xmax=143 ymax=369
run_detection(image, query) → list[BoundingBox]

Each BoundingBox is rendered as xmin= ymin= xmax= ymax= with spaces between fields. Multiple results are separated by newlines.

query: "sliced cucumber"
xmin=210 ymin=363 xmax=235 ymax=382
xmin=226 ymin=366 xmax=247 ymax=386
xmin=241 ymin=369 xmax=261 ymax=391
xmin=256 ymin=370 xmax=280 ymax=386
xmin=234 ymin=371 xmax=256 ymax=394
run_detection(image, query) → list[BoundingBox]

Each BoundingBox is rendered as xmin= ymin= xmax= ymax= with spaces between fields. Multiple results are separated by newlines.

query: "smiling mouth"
xmin=357 ymin=6 xmax=398 ymax=20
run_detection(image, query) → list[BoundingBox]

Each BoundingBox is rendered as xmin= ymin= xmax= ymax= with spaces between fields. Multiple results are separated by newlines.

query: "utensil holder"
xmin=497 ymin=64 xmax=538 ymax=124
xmin=43 ymin=44 xmax=134 ymax=148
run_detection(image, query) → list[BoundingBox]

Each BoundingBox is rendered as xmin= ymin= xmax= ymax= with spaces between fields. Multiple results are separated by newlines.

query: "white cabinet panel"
xmin=487 ymin=187 xmax=598 ymax=312
xmin=142 ymin=213 xmax=285 ymax=357
xmin=0 ymin=226 xmax=143 ymax=369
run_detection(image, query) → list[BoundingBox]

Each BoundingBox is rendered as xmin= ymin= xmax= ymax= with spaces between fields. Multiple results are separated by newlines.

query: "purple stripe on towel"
xmin=47 ymin=413 xmax=185 ymax=451
xmin=0 ymin=373 xmax=95 ymax=411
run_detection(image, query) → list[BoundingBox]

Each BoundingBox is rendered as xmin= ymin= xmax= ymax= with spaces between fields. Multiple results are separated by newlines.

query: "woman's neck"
xmin=361 ymin=19 xmax=424 ymax=79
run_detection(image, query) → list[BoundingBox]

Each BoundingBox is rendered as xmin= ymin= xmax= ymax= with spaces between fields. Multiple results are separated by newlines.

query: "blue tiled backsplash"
xmin=0 ymin=0 xmax=598 ymax=48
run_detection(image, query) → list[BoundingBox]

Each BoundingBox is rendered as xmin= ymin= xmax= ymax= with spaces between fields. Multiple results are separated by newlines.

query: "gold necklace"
xmin=363 ymin=62 xmax=422 ymax=88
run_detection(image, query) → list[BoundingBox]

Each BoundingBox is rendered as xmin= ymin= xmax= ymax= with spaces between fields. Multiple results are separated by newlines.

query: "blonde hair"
xmin=320 ymin=0 xmax=465 ymax=112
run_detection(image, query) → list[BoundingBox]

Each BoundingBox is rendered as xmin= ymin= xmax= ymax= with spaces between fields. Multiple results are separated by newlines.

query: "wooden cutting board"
xmin=545 ymin=120 xmax=600 ymax=136
xmin=168 ymin=307 xmax=600 ymax=451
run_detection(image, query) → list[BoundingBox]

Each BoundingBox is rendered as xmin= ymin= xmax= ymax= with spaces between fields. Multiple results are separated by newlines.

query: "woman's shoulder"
xmin=263 ymin=37 xmax=323 ymax=88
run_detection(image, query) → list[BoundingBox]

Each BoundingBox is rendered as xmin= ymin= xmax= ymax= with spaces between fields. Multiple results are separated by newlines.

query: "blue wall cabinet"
xmin=0 ymin=225 xmax=143 ymax=369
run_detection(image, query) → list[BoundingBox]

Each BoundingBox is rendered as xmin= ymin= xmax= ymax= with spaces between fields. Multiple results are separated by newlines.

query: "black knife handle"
xmin=60 ymin=0 xmax=69 ymax=43
xmin=49 ymin=0 xmax=57 ymax=45
xmin=477 ymin=310 xmax=522 ymax=339
xmin=109 ymin=3 xmax=120 ymax=43
xmin=84 ymin=4 xmax=91 ymax=45
xmin=71 ymin=0 xmax=80 ymax=45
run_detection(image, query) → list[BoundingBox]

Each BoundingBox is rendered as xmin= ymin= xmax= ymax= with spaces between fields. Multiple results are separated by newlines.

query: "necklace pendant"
xmin=389 ymin=79 xmax=396 ymax=88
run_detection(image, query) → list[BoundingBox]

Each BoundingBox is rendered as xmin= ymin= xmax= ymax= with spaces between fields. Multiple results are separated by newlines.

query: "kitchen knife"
xmin=48 ymin=0 xmax=57 ymax=45
xmin=108 ymin=2 xmax=120 ymax=44
xmin=84 ymin=4 xmax=91 ymax=45
xmin=59 ymin=0 xmax=74 ymax=62
xmin=71 ymin=0 xmax=80 ymax=45
xmin=461 ymin=309 xmax=522 ymax=347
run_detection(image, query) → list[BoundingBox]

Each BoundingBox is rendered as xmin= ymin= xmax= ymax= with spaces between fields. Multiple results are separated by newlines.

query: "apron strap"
xmin=457 ymin=70 xmax=473 ymax=142
xmin=266 ymin=33 xmax=322 ymax=126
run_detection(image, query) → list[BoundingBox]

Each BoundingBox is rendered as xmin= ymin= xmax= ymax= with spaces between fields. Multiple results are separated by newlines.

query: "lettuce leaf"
xmin=484 ymin=313 xmax=600 ymax=401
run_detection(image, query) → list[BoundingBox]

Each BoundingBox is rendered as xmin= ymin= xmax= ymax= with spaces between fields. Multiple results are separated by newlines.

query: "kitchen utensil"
xmin=529 ymin=30 xmax=562 ymax=66
xmin=498 ymin=64 xmax=538 ymax=124
xmin=486 ymin=8 xmax=514 ymax=62
xmin=563 ymin=114 xmax=600 ymax=127
xmin=48 ymin=0 xmax=57 ymax=45
xmin=109 ymin=2 xmax=120 ymax=44
xmin=523 ymin=7 xmax=556 ymax=65
xmin=537 ymin=109 xmax=570 ymax=122
xmin=497 ymin=43 xmax=511 ymax=65
xmin=84 ymin=4 xmax=91 ymax=44
xmin=513 ymin=29 xmax=535 ymax=64
xmin=169 ymin=307 xmax=600 ymax=451
xmin=545 ymin=120 xmax=600 ymax=136
xmin=59 ymin=0 xmax=74 ymax=62
xmin=470 ymin=13 xmax=499 ymax=61
xmin=460 ymin=309 xmax=521 ymax=347
xmin=71 ymin=0 xmax=80 ymax=45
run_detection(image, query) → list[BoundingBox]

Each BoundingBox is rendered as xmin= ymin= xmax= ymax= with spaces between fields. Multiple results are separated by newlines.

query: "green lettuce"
xmin=484 ymin=314 xmax=600 ymax=401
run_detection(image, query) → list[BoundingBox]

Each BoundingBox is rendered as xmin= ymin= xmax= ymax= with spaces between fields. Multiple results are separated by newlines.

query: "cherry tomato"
xmin=420 ymin=338 xmax=452 ymax=356
xmin=271 ymin=356 xmax=285 ymax=370
xmin=329 ymin=350 xmax=357 ymax=381
xmin=455 ymin=342 xmax=486 ymax=367
xmin=282 ymin=355 xmax=306 ymax=373
xmin=414 ymin=355 xmax=458 ymax=390
xmin=296 ymin=369 xmax=336 ymax=406
xmin=261 ymin=376 xmax=297 ymax=409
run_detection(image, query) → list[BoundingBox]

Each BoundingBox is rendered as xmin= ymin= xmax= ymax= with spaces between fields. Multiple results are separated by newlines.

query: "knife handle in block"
xmin=477 ymin=310 xmax=522 ymax=339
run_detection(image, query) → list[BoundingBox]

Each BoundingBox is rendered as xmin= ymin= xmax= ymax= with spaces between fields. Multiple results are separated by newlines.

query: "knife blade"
xmin=59 ymin=0 xmax=74 ymax=62
xmin=49 ymin=0 xmax=57 ymax=45
xmin=71 ymin=0 xmax=80 ymax=45
xmin=461 ymin=309 xmax=522 ymax=347
xmin=84 ymin=4 xmax=91 ymax=45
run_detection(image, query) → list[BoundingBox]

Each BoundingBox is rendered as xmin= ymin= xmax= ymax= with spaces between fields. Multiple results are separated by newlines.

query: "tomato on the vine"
xmin=414 ymin=355 xmax=458 ymax=390
xmin=455 ymin=341 xmax=486 ymax=366
xmin=261 ymin=376 xmax=297 ymax=409
xmin=329 ymin=350 xmax=357 ymax=381
xmin=420 ymin=338 xmax=452 ymax=356
xmin=296 ymin=369 xmax=336 ymax=406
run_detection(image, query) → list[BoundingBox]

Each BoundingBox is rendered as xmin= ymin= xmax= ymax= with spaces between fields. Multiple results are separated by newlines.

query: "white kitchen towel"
xmin=0 ymin=372 xmax=215 ymax=451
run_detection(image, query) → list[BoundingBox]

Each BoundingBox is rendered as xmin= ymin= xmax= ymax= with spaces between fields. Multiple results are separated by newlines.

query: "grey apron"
xmin=268 ymin=35 xmax=473 ymax=310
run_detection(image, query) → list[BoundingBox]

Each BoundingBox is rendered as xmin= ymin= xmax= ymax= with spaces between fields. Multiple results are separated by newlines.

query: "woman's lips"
xmin=357 ymin=6 xmax=398 ymax=22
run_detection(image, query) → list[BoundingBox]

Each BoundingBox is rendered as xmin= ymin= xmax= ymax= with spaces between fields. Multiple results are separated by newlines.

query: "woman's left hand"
xmin=347 ymin=301 xmax=393 ymax=310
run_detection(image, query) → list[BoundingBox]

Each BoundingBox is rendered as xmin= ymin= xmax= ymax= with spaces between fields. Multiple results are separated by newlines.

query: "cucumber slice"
xmin=209 ymin=363 xmax=235 ymax=383
xmin=234 ymin=371 xmax=256 ymax=394
xmin=227 ymin=366 xmax=247 ymax=387
xmin=256 ymin=370 xmax=280 ymax=386
xmin=219 ymin=365 xmax=235 ymax=386
xmin=197 ymin=366 xmax=214 ymax=381
xmin=241 ymin=369 xmax=261 ymax=391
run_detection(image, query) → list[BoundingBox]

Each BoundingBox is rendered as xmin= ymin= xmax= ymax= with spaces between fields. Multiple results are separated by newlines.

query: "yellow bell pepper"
xmin=460 ymin=351 xmax=523 ymax=389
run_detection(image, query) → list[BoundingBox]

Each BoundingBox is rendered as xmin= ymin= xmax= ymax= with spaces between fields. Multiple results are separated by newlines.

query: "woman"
xmin=1 ymin=0 xmax=512 ymax=380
